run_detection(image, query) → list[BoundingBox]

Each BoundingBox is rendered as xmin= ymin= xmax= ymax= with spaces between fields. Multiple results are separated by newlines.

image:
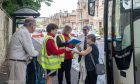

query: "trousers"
xmin=85 ymin=70 xmax=97 ymax=84
xmin=58 ymin=59 xmax=72 ymax=84
xmin=8 ymin=61 xmax=27 ymax=84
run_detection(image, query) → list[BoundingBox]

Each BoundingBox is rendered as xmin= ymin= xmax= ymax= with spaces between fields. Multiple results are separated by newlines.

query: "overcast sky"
xmin=39 ymin=0 xmax=78 ymax=17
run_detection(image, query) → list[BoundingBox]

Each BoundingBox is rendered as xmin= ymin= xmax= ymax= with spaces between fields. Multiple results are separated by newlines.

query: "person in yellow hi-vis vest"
xmin=41 ymin=23 xmax=70 ymax=84
xmin=56 ymin=25 xmax=74 ymax=84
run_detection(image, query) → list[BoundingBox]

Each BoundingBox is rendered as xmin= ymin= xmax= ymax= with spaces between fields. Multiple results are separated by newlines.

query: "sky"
xmin=39 ymin=0 xmax=78 ymax=17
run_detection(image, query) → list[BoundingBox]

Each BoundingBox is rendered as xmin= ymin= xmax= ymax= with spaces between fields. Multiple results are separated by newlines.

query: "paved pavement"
xmin=0 ymin=38 xmax=106 ymax=84
xmin=96 ymin=39 xmax=106 ymax=84
xmin=0 ymin=60 xmax=9 ymax=84
xmin=52 ymin=68 xmax=78 ymax=84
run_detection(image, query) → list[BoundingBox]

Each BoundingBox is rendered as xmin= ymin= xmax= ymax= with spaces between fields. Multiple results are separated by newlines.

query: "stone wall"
xmin=0 ymin=8 xmax=12 ymax=67
xmin=0 ymin=0 xmax=3 ymax=7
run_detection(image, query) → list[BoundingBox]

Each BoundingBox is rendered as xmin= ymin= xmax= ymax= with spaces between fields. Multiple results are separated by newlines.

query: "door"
xmin=112 ymin=0 xmax=135 ymax=83
xmin=133 ymin=1 xmax=140 ymax=83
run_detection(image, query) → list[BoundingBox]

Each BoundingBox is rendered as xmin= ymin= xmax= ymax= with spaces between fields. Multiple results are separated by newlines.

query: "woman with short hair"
xmin=56 ymin=25 xmax=74 ymax=84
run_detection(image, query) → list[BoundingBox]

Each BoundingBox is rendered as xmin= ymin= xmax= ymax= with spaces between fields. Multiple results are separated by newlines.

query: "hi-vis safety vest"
xmin=41 ymin=35 xmax=61 ymax=70
xmin=58 ymin=34 xmax=65 ymax=62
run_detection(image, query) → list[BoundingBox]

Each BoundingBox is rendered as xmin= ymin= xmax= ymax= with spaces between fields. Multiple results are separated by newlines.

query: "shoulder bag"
xmin=89 ymin=53 xmax=105 ymax=75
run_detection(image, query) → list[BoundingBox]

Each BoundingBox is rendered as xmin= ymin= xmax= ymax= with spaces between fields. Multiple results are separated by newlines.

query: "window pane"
xmin=114 ymin=0 xmax=131 ymax=50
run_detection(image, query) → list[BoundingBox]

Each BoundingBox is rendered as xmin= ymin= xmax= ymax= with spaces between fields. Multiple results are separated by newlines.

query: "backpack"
xmin=26 ymin=57 xmax=46 ymax=84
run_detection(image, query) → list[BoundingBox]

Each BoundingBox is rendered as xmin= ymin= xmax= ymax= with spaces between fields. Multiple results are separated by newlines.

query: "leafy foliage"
xmin=2 ymin=0 xmax=53 ymax=15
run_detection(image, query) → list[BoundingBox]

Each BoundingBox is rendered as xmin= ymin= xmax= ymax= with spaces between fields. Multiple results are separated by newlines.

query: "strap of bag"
xmin=89 ymin=53 xmax=105 ymax=65
xmin=33 ymin=57 xmax=38 ymax=83
xmin=33 ymin=57 xmax=38 ymax=80
xmin=89 ymin=53 xmax=96 ymax=66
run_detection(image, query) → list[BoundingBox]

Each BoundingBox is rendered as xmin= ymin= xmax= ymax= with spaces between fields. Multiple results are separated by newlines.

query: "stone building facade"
xmin=46 ymin=10 xmax=77 ymax=29
xmin=45 ymin=0 xmax=104 ymax=34
xmin=77 ymin=0 xmax=104 ymax=34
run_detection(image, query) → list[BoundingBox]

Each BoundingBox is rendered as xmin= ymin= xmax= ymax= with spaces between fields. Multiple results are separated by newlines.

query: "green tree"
xmin=2 ymin=0 xmax=53 ymax=15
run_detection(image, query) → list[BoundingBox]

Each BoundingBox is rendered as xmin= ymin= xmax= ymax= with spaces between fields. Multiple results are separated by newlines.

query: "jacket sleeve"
xmin=21 ymin=30 xmax=39 ymax=57
xmin=46 ymin=39 xmax=65 ymax=55
xmin=56 ymin=35 xmax=68 ymax=47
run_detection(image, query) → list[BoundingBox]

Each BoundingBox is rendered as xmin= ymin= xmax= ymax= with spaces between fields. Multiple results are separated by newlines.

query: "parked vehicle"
xmin=88 ymin=31 xmax=101 ymax=40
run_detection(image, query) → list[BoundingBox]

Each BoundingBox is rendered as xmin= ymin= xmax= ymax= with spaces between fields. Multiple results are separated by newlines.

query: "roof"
xmin=12 ymin=8 xmax=40 ymax=16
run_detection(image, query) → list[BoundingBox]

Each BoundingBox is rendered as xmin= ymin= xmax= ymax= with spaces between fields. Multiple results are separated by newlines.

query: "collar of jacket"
xmin=63 ymin=33 xmax=69 ymax=36
xmin=47 ymin=32 xmax=55 ymax=38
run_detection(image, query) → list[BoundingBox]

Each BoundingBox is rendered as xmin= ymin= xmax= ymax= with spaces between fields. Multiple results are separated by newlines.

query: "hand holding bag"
xmin=89 ymin=54 xmax=105 ymax=75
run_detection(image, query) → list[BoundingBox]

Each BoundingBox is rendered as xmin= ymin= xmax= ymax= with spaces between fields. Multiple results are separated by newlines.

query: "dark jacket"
xmin=56 ymin=34 xmax=74 ymax=60
xmin=85 ymin=44 xmax=99 ymax=71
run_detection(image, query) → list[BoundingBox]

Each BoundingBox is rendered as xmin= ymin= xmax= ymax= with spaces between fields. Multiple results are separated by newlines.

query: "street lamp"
xmin=77 ymin=8 xmax=83 ymax=31
xmin=64 ymin=11 xmax=69 ymax=25
xmin=59 ymin=10 xmax=62 ymax=28
xmin=95 ymin=0 xmax=99 ymax=17
xmin=63 ymin=11 xmax=68 ymax=25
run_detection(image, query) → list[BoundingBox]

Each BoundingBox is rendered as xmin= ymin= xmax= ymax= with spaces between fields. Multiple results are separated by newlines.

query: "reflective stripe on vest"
xmin=58 ymin=34 xmax=65 ymax=62
xmin=41 ymin=35 xmax=61 ymax=70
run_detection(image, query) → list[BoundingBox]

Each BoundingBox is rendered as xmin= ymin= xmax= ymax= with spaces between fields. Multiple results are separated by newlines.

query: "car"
xmin=88 ymin=31 xmax=101 ymax=40
xmin=94 ymin=33 xmax=101 ymax=40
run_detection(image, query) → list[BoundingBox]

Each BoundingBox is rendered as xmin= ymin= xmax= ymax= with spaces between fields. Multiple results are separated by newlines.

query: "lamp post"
xmin=59 ymin=10 xmax=62 ymax=28
xmin=77 ymin=0 xmax=83 ymax=31
xmin=96 ymin=0 xmax=99 ymax=17
xmin=80 ymin=9 xmax=83 ymax=30
xmin=63 ymin=11 xmax=68 ymax=26
xmin=65 ymin=11 xmax=69 ymax=25
xmin=77 ymin=9 xmax=83 ymax=31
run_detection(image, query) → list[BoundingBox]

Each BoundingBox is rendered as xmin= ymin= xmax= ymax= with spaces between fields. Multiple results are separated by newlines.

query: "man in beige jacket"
xmin=8 ymin=17 xmax=39 ymax=84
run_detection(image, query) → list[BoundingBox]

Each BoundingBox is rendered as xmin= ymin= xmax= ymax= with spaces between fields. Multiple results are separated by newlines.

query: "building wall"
xmin=77 ymin=0 xmax=104 ymax=33
xmin=45 ymin=0 xmax=104 ymax=34
xmin=93 ymin=0 xmax=104 ymax=29
xmin=0 ymin=8 xmax=12 ymax=67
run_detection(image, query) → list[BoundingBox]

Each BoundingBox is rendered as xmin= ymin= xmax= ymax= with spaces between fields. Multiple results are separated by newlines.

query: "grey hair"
xmin=62 ymin=25 xmax=72 ymax=33
xmin=24 ymin=17 xmax=36 ymax=27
